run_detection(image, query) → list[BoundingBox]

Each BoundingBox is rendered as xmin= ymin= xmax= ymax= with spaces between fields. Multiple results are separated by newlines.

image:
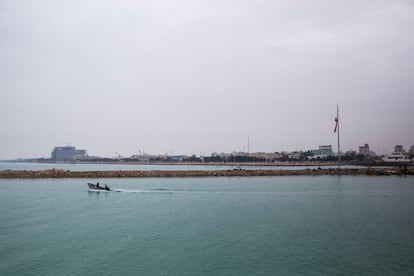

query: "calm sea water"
xmin=0 ymin=162 xmax=364 ymax=171
xmin=1 ymin=176 xmax=413 ymax=275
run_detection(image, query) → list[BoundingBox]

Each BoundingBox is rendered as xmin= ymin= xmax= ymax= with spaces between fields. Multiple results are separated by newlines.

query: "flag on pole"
xmin=334 ymin=117 xmax=338 ymax=133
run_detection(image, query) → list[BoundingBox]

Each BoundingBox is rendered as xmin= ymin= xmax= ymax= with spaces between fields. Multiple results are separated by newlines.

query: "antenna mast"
xmin=248 ymin=133 xmax=250 ymax=153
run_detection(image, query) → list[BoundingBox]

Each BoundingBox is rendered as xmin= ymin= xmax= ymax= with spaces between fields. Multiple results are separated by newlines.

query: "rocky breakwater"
xmin=0 ymin=167 xmax=412 ymax=179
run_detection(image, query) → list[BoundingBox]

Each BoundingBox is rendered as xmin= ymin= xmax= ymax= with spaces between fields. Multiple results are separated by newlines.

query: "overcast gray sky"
xmin=1 ymin=0 xmax=413 ymax=159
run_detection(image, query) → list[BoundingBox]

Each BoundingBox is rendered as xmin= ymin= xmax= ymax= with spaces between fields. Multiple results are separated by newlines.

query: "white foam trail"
xmin=111 ymin=189 xmax=143 ymax=193
xmin=111 ymin=189 xmax=174 ymax=194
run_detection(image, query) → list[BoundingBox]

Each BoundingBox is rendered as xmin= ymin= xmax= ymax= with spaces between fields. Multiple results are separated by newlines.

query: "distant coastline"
xmin=2 ymin=159 xmax=411 ymax=167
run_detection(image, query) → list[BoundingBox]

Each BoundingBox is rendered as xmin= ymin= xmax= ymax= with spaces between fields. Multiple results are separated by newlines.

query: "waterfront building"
xmin=394 ymin=145 xmax=404 ymax=153
xmin=211 ymin=152 xmax=233 ymax=158
xmin=359 ymin=144 xmax=370 ymax=156
xmin=309 ymin=145 xmax=334 ymax=159
xmin=249 ymin=152 xmax=281 ymax=161
xmin=51 ymin=146 xmax=86 ymax=161
xmin=288 ymin=151 xmax=303 ymax=160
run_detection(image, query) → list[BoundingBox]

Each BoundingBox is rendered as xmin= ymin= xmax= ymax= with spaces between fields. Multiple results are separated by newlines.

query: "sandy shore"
xmin=0 ymin=167 xmax=412 ymax=178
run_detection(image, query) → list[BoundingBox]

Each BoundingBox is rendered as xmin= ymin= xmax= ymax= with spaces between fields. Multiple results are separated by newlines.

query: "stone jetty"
xmin=0 ymin=167 xmax=412 ymax=178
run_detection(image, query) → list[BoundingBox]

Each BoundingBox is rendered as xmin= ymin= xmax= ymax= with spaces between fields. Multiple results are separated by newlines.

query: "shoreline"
xmin=2 ymin=160 xmax=411 ymax=167
xmin=1 ymin=167 xmax=413 ymax=178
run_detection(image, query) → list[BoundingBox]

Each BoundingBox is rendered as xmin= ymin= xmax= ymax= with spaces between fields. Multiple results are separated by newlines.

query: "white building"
xmin=309 ymin=145 xmax=334 ymax=159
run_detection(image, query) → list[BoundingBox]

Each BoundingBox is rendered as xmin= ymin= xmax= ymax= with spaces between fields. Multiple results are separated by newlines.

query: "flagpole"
xmin=337 ymin=105 xmax=341 ymax=163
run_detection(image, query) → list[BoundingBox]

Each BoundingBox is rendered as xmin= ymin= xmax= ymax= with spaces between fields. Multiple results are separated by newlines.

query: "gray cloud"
xmin=1 ymin=0 xmax=413 ymax=159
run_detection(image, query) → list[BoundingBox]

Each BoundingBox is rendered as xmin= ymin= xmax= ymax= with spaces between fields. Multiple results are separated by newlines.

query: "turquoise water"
xmin=0 ymin=162 xmax=364 ymax=171
xmin=1 ymin=176 xmax=413 ymax=275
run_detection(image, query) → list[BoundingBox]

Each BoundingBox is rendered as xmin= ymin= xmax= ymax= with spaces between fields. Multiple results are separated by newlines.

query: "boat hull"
xmin=382 ymin=155 xmax=412 ymax=163
xmin=88 ymin=183 xmax=111 ymax=192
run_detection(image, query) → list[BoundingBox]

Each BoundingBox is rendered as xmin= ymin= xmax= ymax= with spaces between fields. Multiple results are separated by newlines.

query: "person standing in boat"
xmin=96 ymin=182 xmax=100 ymax=188
xmin=105 ymin=184 xmax=109 ymax=191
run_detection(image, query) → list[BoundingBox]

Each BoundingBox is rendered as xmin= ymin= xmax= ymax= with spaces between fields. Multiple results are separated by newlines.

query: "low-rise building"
xmin=249 ymin=152 xmax=280 ymax=161
xmin=288 ymin=151 xmax=303 ymax=160
xmin=309 ymin=145 xmax=334 ymax=159
xmin=394 ymin=145 xmax=404 ymax=153
xmin=359 ymin=144 xmax=370 ymax=156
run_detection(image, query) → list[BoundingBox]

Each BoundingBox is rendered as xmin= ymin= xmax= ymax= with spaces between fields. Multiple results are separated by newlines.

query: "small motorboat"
xmin=88 ymin=182 xmax=111 ymax=192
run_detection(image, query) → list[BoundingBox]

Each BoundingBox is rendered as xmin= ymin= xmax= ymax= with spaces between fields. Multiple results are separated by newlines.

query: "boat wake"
xmin=110 ymin=188 xmax=175 ymax=194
